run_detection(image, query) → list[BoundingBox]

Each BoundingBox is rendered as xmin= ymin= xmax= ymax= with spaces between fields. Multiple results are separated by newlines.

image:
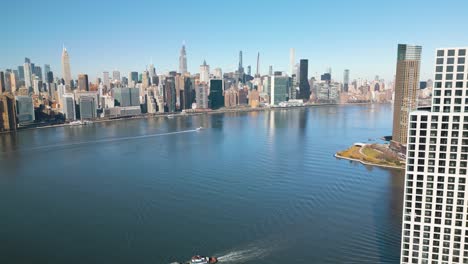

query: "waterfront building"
xmin=271 ymin=76 xmax=291 ymax=105
xmin=400 ymin=47 xmax=468 ymax=264
xmin=224 ymin=87 xmax=238 ymax=107
xmin=62 ymin=94 xmax=76 ymax=121
xmin=78 ymin=74 xmax=89 ymax=91
xmin=239 ymin=87 xmax=248 ymax=105
xmin=200 ymin=60 xmax=209 ymax=84
xmin=249 ymin=89 xmax=260 ymax=108
xmin=0 ymin=93 xmax=17 ymax=131
xmin=183 ymin=77 xmax=194 ymax=110
xmin=179 ymin=44 xmax=188 ymax=74
xmin=165 ymin=77 xmax=176 ymax=112
xmin=61 ymin=48 xmax=72 ymax=88
xmin=114 ymin=88 xmax=129 ymax=107
xmin=196 ymin=83 xmax=208 ymax=109
xmin=16 ymin=96 xmax=35 ymax=124
xmin=392 ymin=44 xmax=422 ymax=146
xmin=79 ymin=96 xmax=96 ymax=120
xmin=209 ymin=79 xmax=224 ymax=109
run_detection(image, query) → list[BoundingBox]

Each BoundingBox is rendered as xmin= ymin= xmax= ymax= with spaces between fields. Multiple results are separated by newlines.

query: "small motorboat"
xmin=190 ymin=256 xmax=218 ymax=264
xmin=196 ymin=126 xmax=204 ymax=131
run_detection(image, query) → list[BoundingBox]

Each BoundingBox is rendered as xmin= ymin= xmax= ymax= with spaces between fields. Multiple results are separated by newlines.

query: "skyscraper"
xmin=256 ymin=52 xmax=260 ymax=77
xmin=208 ymin=79 xmax=224 ymax=109
xmin=271 ymin=76 xmax=291 ymax=105
xmin=103 ymin=72 xmax=110 ymax=89
xmin=343 ymin=69 xmax=350 ymax=92
xmin=78 ymin=74 xmax=89 ymax=91
xmin=0 ymin=72 xmax=4 ymax=94
xmin=400 ymin=47 xmax=468 ymax=264
xmin=238 ymin=51 xmax=244 ymax=73
xmin=299 ymin=59 xmax=311 ymax=101
xmin=269 ymin=66 xmax=273 ymax=76
xmin=61 ymin=47 xmax=72 ymax=87
xmin=392 ymin=44 xmax=422 ymax=146
xmin=290 ymin=48 xmax=295 ymax=76
xmin=16 ymin=96 xmax=35 ymax=124
xmin=24 ymin=58 xmax=33 ymax=90
xmin=129 ymin=71 xmax=138 ymax=87
xmin=183 ymin=77 xmax=194 ymax=110
xmin=179 ymin=44 xmax=187 ymax=74
xmin=44 ymin=64 xmax=51 ymax=82
xmin=196 ymin=83 xmax=208 ymax=109
xmin=200 ymin=60 xmax=210 ymax=84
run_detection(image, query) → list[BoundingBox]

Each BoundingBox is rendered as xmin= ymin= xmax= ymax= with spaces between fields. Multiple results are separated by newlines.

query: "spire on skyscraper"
xmin=179 ymin=42 xmax=188 ymax=74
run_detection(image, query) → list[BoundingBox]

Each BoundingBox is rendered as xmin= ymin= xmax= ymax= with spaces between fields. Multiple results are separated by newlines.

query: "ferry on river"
xmin=172 ymin=255 xmax=218 ymax=264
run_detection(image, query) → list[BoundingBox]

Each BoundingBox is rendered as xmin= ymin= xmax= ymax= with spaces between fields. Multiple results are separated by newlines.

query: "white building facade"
xmin=400 ymin=47 xmax=468 ymax=264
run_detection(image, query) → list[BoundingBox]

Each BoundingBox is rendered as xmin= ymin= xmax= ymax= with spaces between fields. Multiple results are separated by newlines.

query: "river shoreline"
xmin=1 ymin=102 xmax=386 ymax=134
xmin=334 ymin=153 xmax=405 ymax=170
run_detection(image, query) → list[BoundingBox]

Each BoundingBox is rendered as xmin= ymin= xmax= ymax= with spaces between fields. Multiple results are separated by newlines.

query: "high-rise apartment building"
xmin=400 ymin=47 xmax=468 ymax=264
xmin=392 ymin=44 xmax=422 ymax=146
xmin=61 ymin=48 xmax=72 ymax=87
xmin=196 ymin=84 xmax=208 ymax=109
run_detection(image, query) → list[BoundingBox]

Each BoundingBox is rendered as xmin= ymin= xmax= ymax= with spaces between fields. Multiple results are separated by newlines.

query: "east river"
xmin=0 ymin=104 xmax=404 ymax=263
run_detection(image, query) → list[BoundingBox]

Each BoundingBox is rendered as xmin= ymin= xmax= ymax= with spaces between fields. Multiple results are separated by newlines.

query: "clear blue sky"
xmin=2 ymin=0 xmax=468 ymax=82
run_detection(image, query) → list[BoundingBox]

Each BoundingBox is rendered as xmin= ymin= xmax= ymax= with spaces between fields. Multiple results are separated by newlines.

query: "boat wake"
xmin=216 ymin=246 xmax=272 ymax=263
xmin=0 ymin=129 xmax=200 ymax=154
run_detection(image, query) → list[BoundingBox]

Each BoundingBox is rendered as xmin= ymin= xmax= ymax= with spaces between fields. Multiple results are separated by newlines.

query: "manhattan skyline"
xmin=2 ymin=0 xmax=468 ymax=81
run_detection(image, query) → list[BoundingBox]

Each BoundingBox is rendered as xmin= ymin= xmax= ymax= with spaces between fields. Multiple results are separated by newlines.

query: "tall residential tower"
xmin=179 ymin=44 xmax=187 ymax=74
xmin=400 ymin=47 xmax=468 ymax=263
xmin=392 ymin=44 xmax=422 ymax=146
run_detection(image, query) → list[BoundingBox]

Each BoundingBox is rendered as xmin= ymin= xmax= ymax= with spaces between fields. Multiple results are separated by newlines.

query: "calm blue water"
xmin=0 ymin=104 xmax=403 ymax=263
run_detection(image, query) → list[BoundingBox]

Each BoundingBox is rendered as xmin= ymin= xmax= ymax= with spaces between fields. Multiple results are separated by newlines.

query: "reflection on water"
xmin=0 ymin=104 xmax=404 ymax=264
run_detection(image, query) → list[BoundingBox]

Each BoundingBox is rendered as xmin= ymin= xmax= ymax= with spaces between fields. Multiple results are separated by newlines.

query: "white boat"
xmin=167 ymin=114 xmax=175 ymax=119
xmin=69 ymin=121 xmax=82 ymax=126
xmin=190 ymin=256 xmax=218 ymax=264
xmin=196 ymin=126 xmax=203 ymax=131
